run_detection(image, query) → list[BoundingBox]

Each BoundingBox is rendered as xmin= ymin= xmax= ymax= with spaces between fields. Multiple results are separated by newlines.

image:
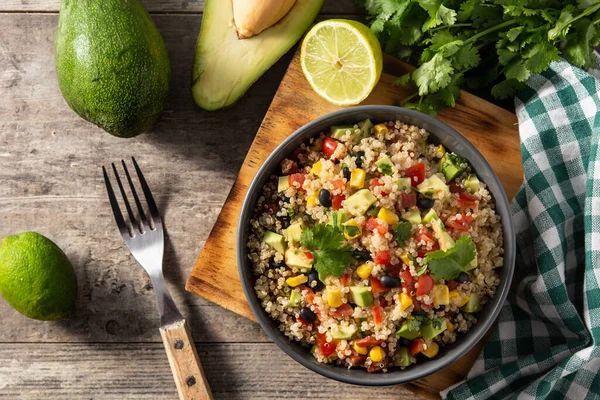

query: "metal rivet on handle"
xmin=174 ymin=339 xmax=184 ymax=349
xmin=186 ymin=376 xmax=196 ymax=386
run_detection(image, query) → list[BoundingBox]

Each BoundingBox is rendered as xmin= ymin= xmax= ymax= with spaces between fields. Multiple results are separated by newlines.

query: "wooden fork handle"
xmin=159 ymin=319 xmax=214 ymax=400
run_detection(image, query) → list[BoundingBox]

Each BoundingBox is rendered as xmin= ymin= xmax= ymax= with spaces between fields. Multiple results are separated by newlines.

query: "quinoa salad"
xmin=247 ymin=119 xmax=503 ymax=372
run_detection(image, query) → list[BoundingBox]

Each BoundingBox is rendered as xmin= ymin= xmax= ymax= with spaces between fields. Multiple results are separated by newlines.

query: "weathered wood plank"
xmin=0 ymin=13 xmax=281 ymax=344
xmin=0 ymin=0 xmax=362 ymax=14
xmin=0 ymin=343 xmax=415 ymax=399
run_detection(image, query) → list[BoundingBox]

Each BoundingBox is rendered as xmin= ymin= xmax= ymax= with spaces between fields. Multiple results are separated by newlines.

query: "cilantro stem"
xmin=429 ymin=23 xmax=473 ymax=33
xmin=563 ymin=3 xmax=600 ymax=27
xmin=402 ymin=91 xmax=420 ymax=104
xmin=463 ymin=19 xmax=518 ymax=45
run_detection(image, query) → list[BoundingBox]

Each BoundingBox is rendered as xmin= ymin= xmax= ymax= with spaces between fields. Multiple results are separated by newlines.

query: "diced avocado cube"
xmin=263 ymin=231 xmax=286 ymax=254
xmin=416 ymin=175 xmax=449 ymax=197
xmin=345 ymin=189 xmax=377 ymax=216
xmin=431 ymin=219 xmax=455 ymax=251
xmin=287 ymin=290 xmax=301 ymax=308
xmin=441 ymin=153 xmax=467 ymax=181
xmin=461 ymin=293 xmax=481 ymax=313
xmin=277 ymin=176 xmax=290 ymax=193
xmin=284 ymin=222 xmax=303 ymax=245
xmin=402 ymin=209 xmax=422 ymax=225
xmin=358 ymin=119 xmax=373 ymax=138
xmin=421 ymin=319 xmax=447 ymax=340
xmin=285 ymin=248 xmax=313 ymax=271
xmin=397 ymin=177 xmax=412 ymax=190
xmin=464 ymin=174 xmax=480 ymax=193
xmin=330 ymin=125 xmax=355 ymax=139
xmin=396 ymin=320 xmax=421 ymax=340
xmin=394 ymin=347 xmax=412 ymax=367
xmin=350 ymin=286 xmax=373 ymax=307
xmin=330 ymin=210 xmax=349 ymax=230
xmin=422 ymin=209 xmax=439 ymax=224
xmin=330 ymin=325 xmax=357 ymax=340
xmin=375 ymin=155 xmax=394 ymax=176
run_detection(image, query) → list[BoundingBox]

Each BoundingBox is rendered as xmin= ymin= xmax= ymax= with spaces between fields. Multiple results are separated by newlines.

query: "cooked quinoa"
xmin=247 ymin=119 xmax=503 ymax=372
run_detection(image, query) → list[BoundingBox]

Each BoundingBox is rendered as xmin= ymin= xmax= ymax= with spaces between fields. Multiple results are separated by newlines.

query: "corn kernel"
xmin=458 ymin=293 xmax=470 ymax=307
xmin=400 ymin=293 xmax=413 ymax=311
xmin=342 ymin=219 xmax=362 ymax=240
xmin=310 ymin=160 xmax=323 ymax=176
xmin=369 ymin=345 xmax=385 ymax=362
xmin=377 ymin=207 xmax=399 ymax=225
xmin=374 ymin=123 xmax=389 ymax=139
xmin=446 ymin=319 xmax=455 ymax=333
xmin=286 ymin=274 xmax=308 ymax=287
xmin=327 ymin=286 xmax=343 ymax=308
xmin=432 ymin=284 xmax=450 ymax=307
xmin=400 ymin=251 xmax=412 ymax=266
xmin=306 ymin=194 xmax=318 ymax=208
xmin=435 ymin=144 xmax=446 ymax=158
xmin=449 ymin=290 xmax=460 ymax=303
xmin=353 ymin=341 xmax=368 ymax=355
xmin=422 ymin=342 xmax=439 ymax=358
xmin=350 ymin=168 xmax=366 ymax=189
xmin=356 ymin=263 xmax=373 ymax=280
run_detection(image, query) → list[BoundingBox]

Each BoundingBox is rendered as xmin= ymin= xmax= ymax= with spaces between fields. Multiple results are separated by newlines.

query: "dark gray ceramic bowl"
xmin=237 ymin=105 xmax=515 ymax=386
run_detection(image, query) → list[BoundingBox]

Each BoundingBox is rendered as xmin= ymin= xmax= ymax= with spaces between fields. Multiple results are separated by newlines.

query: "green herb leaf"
xmin=379 ymin=163 xmax=393 ymax=175
xmin=548 ymin=7 xmax=575 ymax=40
xmin=405 ymin=318 xmax=422 ymax=332
xmin=415 ymin=263 xmax=428 ymax=276
xmin=431 ymin=316 xmax=445 ymax=330
xmin=394 ymin=221 xmax=412 ymax=247
xmin=425 ymin=236 xmax=476 ymax=281
xmin=300 ymin=223 xmax=354 ymax=278
xmin=413 ymin=53 xmax=454 ymax=96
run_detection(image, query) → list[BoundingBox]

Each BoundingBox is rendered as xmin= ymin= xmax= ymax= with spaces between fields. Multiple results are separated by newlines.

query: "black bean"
xmin=417 ymin=196 xmax=435 ymax=210
xmin=352 ymin=250 xmax=372 ymax=261
xmin=457 ymin=272 xmax=470 ymax=283
xmin=399 ymin=337 xmax=412 ymax=347
xmin=307 ymin=270 xmax=324 ymax=291
xmin=280 ymin=194 xmax=290 ymax=203
xmin=412 ymin=310 xmax=426 ymax=316
xmin=300 ymin=307 xmax=317 ymax=323
xmin=355 ymin=151 xmax=365 ymax=168
xmin=268 ymin=257 xmax=284 ymax=269
xmin=380 ymin=275 xmax=401 ymax=288
xmin=319 ymin=189 xmax=332 ymax=208
xmin=279 ymin=216 xmax=291 ymax=229
xmin=343 ymin=167 xmax=351 ymax=181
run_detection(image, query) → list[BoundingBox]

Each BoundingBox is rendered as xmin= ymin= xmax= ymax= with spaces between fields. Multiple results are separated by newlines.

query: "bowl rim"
xmin=237 ymin=105 xmax=515 ymax=386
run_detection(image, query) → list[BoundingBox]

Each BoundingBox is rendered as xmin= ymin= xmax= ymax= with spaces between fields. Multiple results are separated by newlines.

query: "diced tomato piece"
xmin=316 ymin=333 xmax=336 ymax=356
xmin=375 ymin=250 xmax=391 ymax=266
xmin=446 ymin=214 xmax=473 ymax=231
xmin=405 ymin=162 xmax=425 ymax=185
xmin=417 ymin=229 xmax=436 ymax=247
xmin=355 ymin=335 xmax=385 ymax=348
xmin=297 ymin=316 xmax=312 ymax=326
xmin=304 ymin=251 xmax=314 ymax=260
xmin=331 ymin=179 xmax=345 ymax=191
xmin=416 ymin=274 xmax=434 ymax=296
xmin=400 ymin=268 xmax=413 ymax=286
xmin=365 ymin=217 xmax=387 ymax=235
xmin=379 ymin=297 xmax=389 ymax=307
xmin=371 ymin=178 xmax=388 ymax=196
xmin=322 ymin=138 xmax=338 ymax=159
xmin=457 ymin=191 xmax=480 ymax=209
xmin=449 ymin=183 xmax=463 ymax=194
xmin=370 ymin=276 xmax=388 ymax=295
xmin=447 ymin=279 xmax=458 ymax=291
xmin=386 ymin=262 xmax=402 ymax=276
xmin=398 ymin=192 xmax=417 ymax=209
xmin=303 ymin=288 xmax=315 ymax=304
xmin=290 ymin=147 xmax=305 ymax=161
xmin=367 ymin=362 xmax=384 ymax=373
xmin=330 ymin=303 xmax=354 ymax=317
xmin=410 ymin=338 xmax=425 ymax=356
xmin=341 ymin=273 xmax=349 ymax=286
xmin=289 ymin=173 xmax=306 ymax=191
xmin=350 ymin=355 xmax=367 ymax=366
xmin=267 ymin=204 xmax=278 ymax=214
xmin=372 ymin=304 xmax=384 ymax=325
xmin=331 ymin=195 xmax=345 ymax=210
xmin=281 ymin=159 xmax=298 ymax=175
xmin=412 ymin=300 xmax=422 ymax=312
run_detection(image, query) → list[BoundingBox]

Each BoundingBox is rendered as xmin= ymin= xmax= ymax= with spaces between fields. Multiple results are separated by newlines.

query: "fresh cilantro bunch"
xmin=301 ymin=223 xmax=355 ymax=277
xmin=425 ymin=235 xmax=476 ymax=280
xmin=359 ymin=0 xmax=600 ymax=115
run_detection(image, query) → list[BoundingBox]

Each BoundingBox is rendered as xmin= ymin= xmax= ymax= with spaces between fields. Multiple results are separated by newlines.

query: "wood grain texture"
xmin=160 ymin=319 xmax=213 ymax=400
xmin=0 ymin=12 xmax=416 ymax=399
xmin=0 ymin=0 xmax=361 ymax=14
xmin=0 ymin=343 xmax=415 ymax=399
xmin=186 ymin=51 xmax=522 ymax=399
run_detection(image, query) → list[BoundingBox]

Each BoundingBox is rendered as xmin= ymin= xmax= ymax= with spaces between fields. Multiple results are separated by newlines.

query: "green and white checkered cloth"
xmin=442 ymin=58 xmax=600 ymax=399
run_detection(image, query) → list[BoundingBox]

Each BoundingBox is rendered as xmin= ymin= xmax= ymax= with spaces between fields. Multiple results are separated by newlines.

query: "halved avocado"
xmin=192 ymin=0 xmax=325 ymax=110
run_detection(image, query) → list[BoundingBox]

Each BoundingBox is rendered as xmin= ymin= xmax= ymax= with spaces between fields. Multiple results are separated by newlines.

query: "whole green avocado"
xmin=55 ymin=0 xmax=171 ymax=138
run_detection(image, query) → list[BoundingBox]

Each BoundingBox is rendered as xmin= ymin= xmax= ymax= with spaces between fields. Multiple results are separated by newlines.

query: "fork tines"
xmin=102 ymin=157 xmax=161 ymax=238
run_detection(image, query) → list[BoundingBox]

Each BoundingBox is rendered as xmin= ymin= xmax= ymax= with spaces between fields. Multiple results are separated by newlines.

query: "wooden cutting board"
xmin=186 ymin=50 xmax=522 ymax=399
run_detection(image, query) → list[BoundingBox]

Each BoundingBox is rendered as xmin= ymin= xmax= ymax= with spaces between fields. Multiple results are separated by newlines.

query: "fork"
xmin=103 ymin=157 xmax=213 ymax=400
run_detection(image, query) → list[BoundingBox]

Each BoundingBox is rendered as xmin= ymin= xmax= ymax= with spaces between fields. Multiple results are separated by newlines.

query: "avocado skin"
xmin=55 ymin=0 xmax=171 ymax=138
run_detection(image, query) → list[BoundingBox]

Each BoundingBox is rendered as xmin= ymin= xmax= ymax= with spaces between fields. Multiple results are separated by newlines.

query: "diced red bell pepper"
xmin=375 ymin=250 xmax=391 ymax=266
xmin=330 ymin=303 xmax=354 ymax=317
xmin=410 ymin=338 xmax=425 ymax=356
xmin=405 ymin=162 xmax=425 ymax=185
xmin=370 ymin=276 xmax=388 ymax=295
xmin=355 ymin=335 xmax=385 ymax=348
xmin=331 ymin=195 xmax=345 ymax=210
xmin=400 ymin=268 xmax=414 ymax=287
xmin=372 ymin=304 xmax=384 ymax=325
xmin=341 ymin=273 xmax=349 ymax=286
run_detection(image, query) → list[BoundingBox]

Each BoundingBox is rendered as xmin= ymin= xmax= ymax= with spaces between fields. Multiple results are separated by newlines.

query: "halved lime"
xmin=300 ymin=19 xmax=383 ymax=106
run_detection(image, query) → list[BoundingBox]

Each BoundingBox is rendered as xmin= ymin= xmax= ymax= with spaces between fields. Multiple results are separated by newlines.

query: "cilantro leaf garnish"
xmin=405 ymin=318 xmax=422 ymax=332
xmin=425 ymin=236 xmax=476 ymax=281
xmin=301 ymin=223 xmax=354 ymax=278
xmin=379 ymin=163 xmax=393 ymax=176
xmin=431 ymin=317 xmax=445 ymax=330
xmin=394 ymin=221 xmax=412 ymax=247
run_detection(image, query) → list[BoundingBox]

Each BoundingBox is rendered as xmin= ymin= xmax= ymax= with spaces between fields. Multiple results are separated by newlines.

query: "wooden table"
xmin=0 ymin=1 xmax=418 ymax=399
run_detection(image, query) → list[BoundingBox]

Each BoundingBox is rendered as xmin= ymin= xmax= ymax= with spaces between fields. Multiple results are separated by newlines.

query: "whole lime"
xmin=0 ymin=232 xmax=77 ymax=320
